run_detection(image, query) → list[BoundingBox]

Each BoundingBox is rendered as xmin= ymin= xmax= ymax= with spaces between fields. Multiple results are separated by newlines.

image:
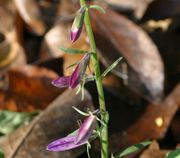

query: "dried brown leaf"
xmin=14 ymin=0 xmax=46 ymax=35
xmin=0 ymin=65 xmax=63 ymax=112
xmin=105 ymin=0 xmax=154 ymax=19
xmin=140 ymin=141 xmax=169 ymax=158
xmin=0 ymin=89 xmax=94 ymax=158
xmin=109 ymin=84 xmax=180 ymax=152
xmin=91 ymin=7 xmax=164 ymax=102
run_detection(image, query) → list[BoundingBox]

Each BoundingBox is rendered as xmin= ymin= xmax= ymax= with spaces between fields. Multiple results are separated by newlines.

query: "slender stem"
xmin=80 ymin=0 xmax=108 ymax=158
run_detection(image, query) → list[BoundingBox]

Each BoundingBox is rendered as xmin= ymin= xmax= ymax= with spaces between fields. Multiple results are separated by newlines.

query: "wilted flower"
xmin=70 ymin=7 xmax=85 ymax=42
xmin=46 ymin=114 xmax=96 ymax=152
xmin=52 ymin=53 xmax=90 ymax=89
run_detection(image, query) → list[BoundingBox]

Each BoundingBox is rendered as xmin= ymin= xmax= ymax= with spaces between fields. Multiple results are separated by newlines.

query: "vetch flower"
xmin=46 ymin=114 xmax=96 ymax=152
xmin=70 ymin=7 xmax=85 ymax=42
xmin=52 ymin=53 xmax=91 ymax=89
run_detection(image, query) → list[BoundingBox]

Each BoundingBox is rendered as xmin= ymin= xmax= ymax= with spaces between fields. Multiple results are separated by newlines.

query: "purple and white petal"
xmin=46 ymin=135 xmax=86 ymax=152
xmin=75 ymin=114 xmax=96 ymax=144
xmin=52 ymin=76 xmax=71 ymax=88
xmin=70 ymin=27 xmax=83 ymax=43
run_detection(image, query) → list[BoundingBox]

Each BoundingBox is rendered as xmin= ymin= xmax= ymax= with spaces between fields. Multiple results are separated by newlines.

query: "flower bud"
xmin=70 ymin=7 xmax=85 ymax=42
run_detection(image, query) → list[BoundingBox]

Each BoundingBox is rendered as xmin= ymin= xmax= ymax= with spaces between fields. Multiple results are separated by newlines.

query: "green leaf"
xmin=0 ymin=110 xmax=39 ymax=135
xmin=102 ymin=57 xmax=123 ymax=77
xmin=0 ymin=149 xmax=4 ymax=158
xmin=166 ymin=149 xmax=180 ymax=158
xmin=116 ymin=141 xmax=151 ymax=158
xmin=66 ymin=62 xmax=79 ymax=69
xmin=89 ymin=5 xmax=106 ymax=14
xmin=60 ymin=47 xmax=87 ymax=54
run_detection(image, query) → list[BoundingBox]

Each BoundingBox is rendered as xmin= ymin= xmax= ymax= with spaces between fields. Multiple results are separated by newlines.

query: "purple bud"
xmin=70 ymin=7 xmax=85 ymax=42
xmin=70 ymin=27 xmax=83 ymax=43
xmin=46 ymin=135 xmax=86 ymax=152
xmin=69 ymin=53 xmax=91 ymax=89
xmin=75 ymin=114 xmax=96 ymax=144
xmin=52 ymin=76 xmax=71 ymax=88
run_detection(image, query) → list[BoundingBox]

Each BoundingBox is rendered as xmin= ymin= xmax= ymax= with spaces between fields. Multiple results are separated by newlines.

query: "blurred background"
xmin=0 ymin=0 xmax=179 ymax=158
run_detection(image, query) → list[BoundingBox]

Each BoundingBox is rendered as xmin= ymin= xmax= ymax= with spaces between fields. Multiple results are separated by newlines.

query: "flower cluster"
xmin=47 ymin=114 xmax=96 ymax=151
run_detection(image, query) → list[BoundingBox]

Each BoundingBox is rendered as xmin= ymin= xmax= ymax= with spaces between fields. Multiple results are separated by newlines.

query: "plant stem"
xmin=80 ymin=0 xmax=108 ymax=158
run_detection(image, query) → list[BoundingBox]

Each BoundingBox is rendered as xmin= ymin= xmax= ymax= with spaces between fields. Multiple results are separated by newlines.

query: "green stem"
xmin=80 ymin=0 xmax=108 ymax=158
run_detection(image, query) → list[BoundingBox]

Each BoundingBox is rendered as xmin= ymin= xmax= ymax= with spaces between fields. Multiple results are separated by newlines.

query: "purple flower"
xmin=52 ymin=53 xmax=90 ymax=89
xmin=70 ymin=7 xmax=85 ymax=42
xmin=46 ymin=114 xmax=96 ymax=152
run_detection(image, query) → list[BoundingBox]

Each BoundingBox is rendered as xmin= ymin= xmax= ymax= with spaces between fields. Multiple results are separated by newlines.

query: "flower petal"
xmin=52 ymin=76 xmax=71 ymax=88
xmin=75 ymin=114 xmax=96 ymax=144
xmin=46 ymin=135 xmax=86 ymax=152
xmin=69 ymin=53 xmax=91 ymax=89
xmin=70 ymin=27 xmax=83 ymax=43
xmin=69 ymin=64 xmax=80 ymax=89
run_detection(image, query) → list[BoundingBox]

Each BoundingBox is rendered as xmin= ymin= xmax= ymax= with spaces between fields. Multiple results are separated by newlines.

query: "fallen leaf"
xmin=0 ymin=31 xmax=26 ymax=69
xmin=143 ymin=0 xmax=180 ymax=20
xmin=14 ymin=0 xmax=46 ymax=35
xmin=105 ymin=0 xmax=154 ymax=19
xmin=40 ymin=23 xmax=71 ymax=60
xmin=91 ymin=7 xmax=164 ymax=102
xmin=109 ymin=84 xmax=180 ymax=152
xmin=0 ymin=65 xmax=64 ymax=112
xmin=0 ymin=1 xmax=15 ymax=33
xmin=0 ymin=89 xmax=94 ymax=158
